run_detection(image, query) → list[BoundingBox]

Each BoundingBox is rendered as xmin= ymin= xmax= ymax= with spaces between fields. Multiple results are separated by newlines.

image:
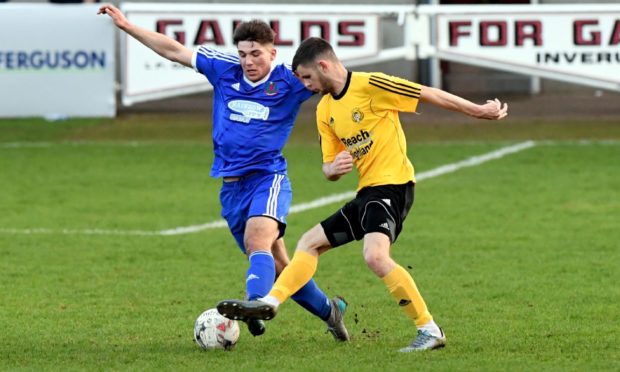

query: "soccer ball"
xmin=193 ymin=308 xmax=240 ymax=350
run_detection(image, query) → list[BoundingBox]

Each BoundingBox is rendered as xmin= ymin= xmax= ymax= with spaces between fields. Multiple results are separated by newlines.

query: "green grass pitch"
xmin=0 ymin=116 xmax=618 ymax=370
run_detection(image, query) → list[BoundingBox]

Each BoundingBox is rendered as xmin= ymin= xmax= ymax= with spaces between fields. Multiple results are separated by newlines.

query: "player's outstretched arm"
xmin=420 ymin=85 xmax=508 ymax=120
xmin=98 ymin=4 xmax=192 ymax=67
xmin=322 ymin=151 xmax=354 ymax=181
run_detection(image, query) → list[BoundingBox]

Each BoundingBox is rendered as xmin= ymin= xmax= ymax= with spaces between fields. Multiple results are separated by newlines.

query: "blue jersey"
xmin=192 ymin=46 xmax=313 ymax=178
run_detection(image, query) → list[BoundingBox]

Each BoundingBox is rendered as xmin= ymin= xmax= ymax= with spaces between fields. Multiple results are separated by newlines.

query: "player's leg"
xmin=219 ymin=179 xmax=272 ymax=336
xmin=272 ymin=238 xmax=333 ymax=325
xmin=219 ymin=179 xmax=278 ymax=302
xmin=244 ymin=174 xmax=344 ymax=338
xmin=242 ymin=216 xmax=280 ymax=337
xmin=241 ymin=173 xmax=329 ymax=311
xmin=269 ymin=224 xmax=350 ymax=341
xmin=363 ymin=232 xmax=434 ymax=326
xmin=218 ymin=224 xmax=348 ymax=333
xmin=220 ymin=173 xmax=347 ymax=339
xmin=364 ymin=232 xmax=445 ymax=351
xmin=275 ymin=193 xmax=369 ymax=304
xmin=217 ymin=174 xmax=286 ymax=327
xmin=238 ymin=172 xmax=295 ymax=303
xmin=263 ymin=196 xmax=364 ymax=306
xmin=219 ymin=179 xmax=275 ymax=336
xmin=266 ymin=223 xmax=331 ymax=305
xmin=244 ymin=216 xmax=279 ymax=301
xmin=250 ymin=203 xmax=362 ymax=339
xmin=360 ymin=183 xmax=445 ymax=351
xmin=218 ymin=206 xmax=352 ymax=340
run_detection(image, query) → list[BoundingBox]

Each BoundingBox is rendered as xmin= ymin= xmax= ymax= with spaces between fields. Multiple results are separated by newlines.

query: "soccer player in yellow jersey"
xmin=218 ymin=37 xmax=508 ymax=351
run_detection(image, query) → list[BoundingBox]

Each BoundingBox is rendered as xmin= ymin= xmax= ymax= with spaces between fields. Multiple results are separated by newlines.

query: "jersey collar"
xmin=243 ymin=63 xmax=277 ymax=88
xmin=332 ymin=70 xmax=352 ymax=100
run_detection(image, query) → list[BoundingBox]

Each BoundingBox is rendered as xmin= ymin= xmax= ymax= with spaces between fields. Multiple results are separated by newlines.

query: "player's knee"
xmin=295 ymin=230 xmax=322 ymax=255
xmin=244 ymin=232 xmax=277 ymax=253
xmin=296 ymin=231 xmax=316 ymax=252
xmin=244 ymin=236 xmax=273 ymax=255
xmin=244 ymin=218 xmax=280 ymax=252
xmin=363 ymin=250 xmax=390 ymax=275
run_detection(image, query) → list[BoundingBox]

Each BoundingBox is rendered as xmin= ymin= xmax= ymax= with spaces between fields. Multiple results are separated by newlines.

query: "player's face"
xmin=237 ymin=41 xmax=276 ymax=82
xmin=295 ymin=64 xmax=331 ymax=95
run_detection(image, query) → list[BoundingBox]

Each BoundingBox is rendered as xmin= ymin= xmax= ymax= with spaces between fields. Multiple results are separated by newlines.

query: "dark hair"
xmin=292 ymin=37 xmax=337 ymax=72
xmin=233 ymin=20 xmax=275 ymax=45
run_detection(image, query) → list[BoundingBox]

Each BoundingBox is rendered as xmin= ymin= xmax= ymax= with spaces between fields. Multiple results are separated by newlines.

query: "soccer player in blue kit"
xmin=98 ymin=4 xmax=349 ymax=340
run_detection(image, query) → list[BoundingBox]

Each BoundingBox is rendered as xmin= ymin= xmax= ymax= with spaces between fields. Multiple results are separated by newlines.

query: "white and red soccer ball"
xmin=193 ymin=308 xmax=240 ymax=350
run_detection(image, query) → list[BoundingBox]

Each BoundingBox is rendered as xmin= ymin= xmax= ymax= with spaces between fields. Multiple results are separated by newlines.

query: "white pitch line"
xmin=0 ymin=227 xmax=160 ymax=236
xmin=0 ymin=142 xmax=52 ymax=149
xmin=0 ymin=141 xmax=535 ymax=237
xmin=0 ymin=141 xmax=163 ymax=149
xmin=288 ymin=140 xmax=536 ymax=215
xmin=158 ymin=219 xmax=228 ymax=236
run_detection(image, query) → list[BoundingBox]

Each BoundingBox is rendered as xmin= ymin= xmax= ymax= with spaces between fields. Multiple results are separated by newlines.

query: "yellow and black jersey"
xmin=317 ymin=71 xmax=420 ymax=191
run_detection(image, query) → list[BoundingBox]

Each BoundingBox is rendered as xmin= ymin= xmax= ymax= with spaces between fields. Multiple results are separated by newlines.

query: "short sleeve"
xmin=368 ymin=73 xmax=421 ymax=113
xmin=316 ymin=101 xmax=345 ymax=163
xmin=192 ymin=46 xmax=240 ymax=84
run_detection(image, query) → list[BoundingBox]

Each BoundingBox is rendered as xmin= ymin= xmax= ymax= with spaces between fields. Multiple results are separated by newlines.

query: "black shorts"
xmin=321 ymin=182 xmax=415 ymax=247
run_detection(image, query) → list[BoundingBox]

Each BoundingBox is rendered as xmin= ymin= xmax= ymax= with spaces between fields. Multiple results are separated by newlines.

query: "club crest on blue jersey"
xmin=264 ymin=82 xmax=279 ymax=96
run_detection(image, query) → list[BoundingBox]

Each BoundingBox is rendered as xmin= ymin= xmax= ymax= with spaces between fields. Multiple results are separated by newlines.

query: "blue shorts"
xmin=219 ymin=172 xmax=292 ymax=253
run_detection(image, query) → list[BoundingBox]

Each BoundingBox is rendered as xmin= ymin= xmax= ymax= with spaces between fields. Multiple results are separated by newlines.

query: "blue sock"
xmin=246 ymin=251 xmax=275 ymax=301
xmin=291 ymin=279 xmax=332 ymax=321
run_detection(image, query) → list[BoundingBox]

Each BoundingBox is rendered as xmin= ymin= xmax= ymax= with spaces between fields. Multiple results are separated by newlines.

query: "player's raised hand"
xmin=479 ymin=98 xmax=508 ymax=120
xmin=98 ymin=4 xmax=130 ymax=30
